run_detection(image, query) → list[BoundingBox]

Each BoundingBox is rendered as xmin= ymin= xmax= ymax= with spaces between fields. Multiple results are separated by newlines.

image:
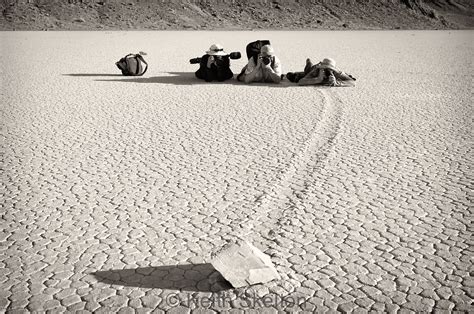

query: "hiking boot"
xmin=304 ymin=58 xmax=314 ymax=74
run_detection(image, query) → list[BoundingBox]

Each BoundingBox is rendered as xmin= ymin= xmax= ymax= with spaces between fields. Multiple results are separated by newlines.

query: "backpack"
xmin=246 ymin=40 xmax=271 ymax=63
xmin=115 ymin=53 xmax=148 ymax=76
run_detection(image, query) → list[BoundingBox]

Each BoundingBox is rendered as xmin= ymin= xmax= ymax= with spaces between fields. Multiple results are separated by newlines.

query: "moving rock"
xmin=211 ymin=240 xmax=281 ymax=288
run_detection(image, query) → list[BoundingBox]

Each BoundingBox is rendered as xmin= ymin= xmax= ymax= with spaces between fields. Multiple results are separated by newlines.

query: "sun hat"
xmin=206 ymin=43 xmax=227 ymax=56
xmin=318 ymin=58 xmax=338 ymax=71
xmin=260 ymin=45 xmax=275 ymax=56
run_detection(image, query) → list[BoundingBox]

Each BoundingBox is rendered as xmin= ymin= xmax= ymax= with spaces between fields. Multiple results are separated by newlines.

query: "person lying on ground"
xmin=286 ymin=58 xmax=356 ymax=87
xmin=193 ymin=44 xmax=234 ymax=82
xmin=237 ymin=45 xmax=282 ymax=84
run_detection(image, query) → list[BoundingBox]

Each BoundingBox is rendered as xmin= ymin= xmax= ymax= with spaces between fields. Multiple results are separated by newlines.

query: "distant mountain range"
xmin=1 ymin=0 xmax=473 ymax=30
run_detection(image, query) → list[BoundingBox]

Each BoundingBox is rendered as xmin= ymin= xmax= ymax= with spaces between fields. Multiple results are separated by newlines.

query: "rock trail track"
xmin=1 ymin=31 xmax=473 ymax=312
xmin=236 ymin=88 xmax=342 ymax=236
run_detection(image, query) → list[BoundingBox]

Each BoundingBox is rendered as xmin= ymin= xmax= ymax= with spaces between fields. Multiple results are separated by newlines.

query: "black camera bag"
xmin=116 ymin=53 xmax=148 ymax=76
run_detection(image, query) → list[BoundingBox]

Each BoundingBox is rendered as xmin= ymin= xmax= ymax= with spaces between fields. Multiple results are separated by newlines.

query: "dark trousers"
xmin=287 ymin=60 xmax=319 ymax=83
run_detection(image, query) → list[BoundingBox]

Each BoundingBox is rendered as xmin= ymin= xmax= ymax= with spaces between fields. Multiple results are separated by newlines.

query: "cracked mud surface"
xmin=1 ymin=31 xmax=472 ymax=312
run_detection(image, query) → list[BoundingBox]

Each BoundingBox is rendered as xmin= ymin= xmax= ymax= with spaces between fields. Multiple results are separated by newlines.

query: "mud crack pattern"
xmin=1 ymin=31 xmax=472 ymax=312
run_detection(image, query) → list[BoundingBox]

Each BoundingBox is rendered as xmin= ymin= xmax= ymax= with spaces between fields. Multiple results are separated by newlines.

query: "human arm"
xmin=244 ymin=58 xmax=261 ymax=83
xmin=196 ymin=55 xmax=215 ymax=82
xmin=334 ymin=70 xmax=356 ymax=81
xmin=206 ymin=55 xmax=216 ymax=68
xmin=262 ymin=56 xmax=282 ymax=83
xmin=327 ymin=68 xmax=356 ymax=86
xmin=327 ymin=71 xmax=337 ymax=86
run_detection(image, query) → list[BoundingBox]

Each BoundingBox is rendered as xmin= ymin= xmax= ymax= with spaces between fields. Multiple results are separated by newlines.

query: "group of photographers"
xmin=190 ymin=42 xmax=355 ymax=86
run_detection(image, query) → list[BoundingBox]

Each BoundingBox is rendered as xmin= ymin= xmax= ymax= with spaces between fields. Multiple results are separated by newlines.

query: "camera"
xmin=261 ymin=56 xmax=271 ymax=65
xmin=189 ymin=51 xmax=241 ymax=64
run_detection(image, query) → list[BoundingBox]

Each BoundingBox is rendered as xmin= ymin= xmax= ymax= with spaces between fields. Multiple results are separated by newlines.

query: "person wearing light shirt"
xmin=287 ymin=58 xmax=356 ymax=87
xmin=238 ymin=45 xmax=282 ymax=84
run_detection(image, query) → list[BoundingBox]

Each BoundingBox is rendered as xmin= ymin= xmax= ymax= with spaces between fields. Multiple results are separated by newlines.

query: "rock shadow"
xmin=92 ymin=263 xmax=232 ymax=292
xmin=63 ymin=73 xmax=123 ymax=77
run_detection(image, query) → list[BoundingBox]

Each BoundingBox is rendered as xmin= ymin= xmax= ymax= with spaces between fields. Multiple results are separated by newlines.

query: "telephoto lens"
xmin=189 ymin=57 xmax=202 ymax=64
xmin=229 ymin=52 xmax=241 ymax=60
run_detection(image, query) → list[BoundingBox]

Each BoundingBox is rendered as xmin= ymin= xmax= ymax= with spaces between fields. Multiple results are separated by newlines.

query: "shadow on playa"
xmin=65 ymin=72 xmax=298 ymax=87
xmin=92 ymin=263 xmax=232 ymax=292
xmin=64 ymin=73 xmax=123 ymax=77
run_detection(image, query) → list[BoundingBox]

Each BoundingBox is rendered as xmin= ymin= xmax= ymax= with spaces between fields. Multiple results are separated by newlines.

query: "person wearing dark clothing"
xmin=195 ymin=44 xmax=234 ymax=82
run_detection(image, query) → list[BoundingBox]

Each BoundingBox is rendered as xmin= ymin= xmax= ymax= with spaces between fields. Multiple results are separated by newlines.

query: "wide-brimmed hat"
xmin=206 ymin=43 xmax=227 ymax=56
xmin=318 ymin=58 xmax=338 ymax=71
xmin=260 ymin=45 xmax=275 ymax=56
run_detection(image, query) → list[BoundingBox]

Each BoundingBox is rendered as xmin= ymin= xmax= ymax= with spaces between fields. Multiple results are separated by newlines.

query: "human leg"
xmin=304 ymin=58 xmax=314 ymax=75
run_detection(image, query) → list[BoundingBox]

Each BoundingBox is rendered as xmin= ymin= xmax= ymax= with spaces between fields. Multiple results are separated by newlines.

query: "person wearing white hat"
xmin=287 ymin=58 xmax=356 ymax=86
xmin=195 ymin=43 xmax=234 ymax=82
xmin=238 ymin=44 xmax=282 ymax=84
xmin=206 ymin=43 xmax=227 ymax=56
